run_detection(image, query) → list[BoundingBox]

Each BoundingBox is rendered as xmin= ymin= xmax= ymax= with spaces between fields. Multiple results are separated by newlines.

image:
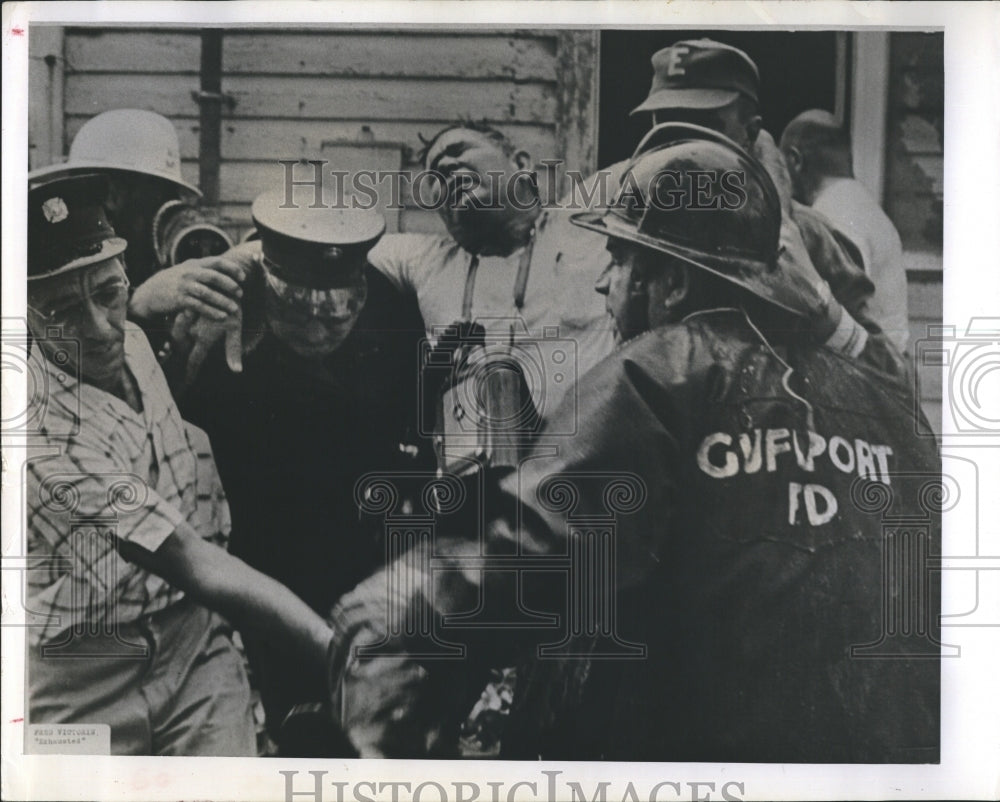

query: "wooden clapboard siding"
xmin=60 ymin=27 xmax=584 ymax=236
xmin=64 ymin=73 xmax=556 ymax=122
xmin=66 ymin=29 xmax=558 ymax=80
xmin=64 ymin=72 xmax=200 ymax=118
xmin=28 ymin=27 xmax=66 ymax=170
xmin=65 ymin=116 xmax=558 ymax=165
xmin=64 ymin=29 xmax=202 ymax=73
xmin=218 ymin=119 xmax=556 ymax=164
xmin=222 ymin=31 xmax=558 ymax=80
xmin=223 ymin=76 xmax=556 ymax=122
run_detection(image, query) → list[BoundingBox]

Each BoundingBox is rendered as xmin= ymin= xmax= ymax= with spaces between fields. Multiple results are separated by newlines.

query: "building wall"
xmin=885 ymin=33 xmax=944 ymax=432
xmin=40 ymin=27 xmax=601 ymax=238
xmin=908 ymin=278 xmax=943 ymax=430
xmin=30 ymin=26 xmax=942 ymax=429
xmin=885 ymin=33 xmax=943 ymax=269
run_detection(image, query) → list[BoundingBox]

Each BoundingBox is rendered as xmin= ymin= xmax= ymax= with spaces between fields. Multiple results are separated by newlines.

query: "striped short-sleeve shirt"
xmin=26 ymin=323 xmax=230 ymax=648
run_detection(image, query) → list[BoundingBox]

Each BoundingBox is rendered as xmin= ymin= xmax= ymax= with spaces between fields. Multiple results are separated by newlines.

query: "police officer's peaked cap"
xmin=252 ymin=190 xmax=386 ymax=289
xmin=571 ymin=123 xmax=817 ymax=320
xmin=27 ymin=172 xmax=128 ymax=280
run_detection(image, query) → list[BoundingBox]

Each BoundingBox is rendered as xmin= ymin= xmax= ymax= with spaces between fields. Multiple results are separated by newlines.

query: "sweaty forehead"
xmin=29 ymin=258 xmax=124 ymax=305
xmin=426 ymin=128 xmax=501 ymax=167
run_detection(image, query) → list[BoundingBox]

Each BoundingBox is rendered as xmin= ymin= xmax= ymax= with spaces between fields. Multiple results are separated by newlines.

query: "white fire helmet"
xmin=30 ymin=109 xmax=201 ymax=198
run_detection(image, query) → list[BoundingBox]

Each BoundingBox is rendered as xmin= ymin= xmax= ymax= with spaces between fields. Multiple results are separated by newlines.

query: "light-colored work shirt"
xmin=812 ymin=177 xmax=910 ymax=354
xmin=368 ymin=208 xmax=615 ymax=419
xmin=26 ymin=323 xmax=230 ymax=648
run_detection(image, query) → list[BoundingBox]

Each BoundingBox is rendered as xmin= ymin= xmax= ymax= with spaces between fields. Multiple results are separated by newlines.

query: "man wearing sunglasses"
xmin=25 ymin=174 xmax=333 ymax=755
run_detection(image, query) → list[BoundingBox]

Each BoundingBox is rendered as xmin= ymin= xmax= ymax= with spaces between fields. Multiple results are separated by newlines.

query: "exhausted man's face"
xmin=424 ymin=127 xmax=535 ymax=253
xmin=28 ymin=257 xmax=130 ymax=386
xmin=263 ymin=261 xmax=368 ymax=359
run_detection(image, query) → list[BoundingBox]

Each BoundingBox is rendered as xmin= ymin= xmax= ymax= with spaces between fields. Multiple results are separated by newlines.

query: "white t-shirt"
xmin=368 ymin=208 xmax=615 ymax=420
xmin=812 ymin=178 xmax=910 ymax=354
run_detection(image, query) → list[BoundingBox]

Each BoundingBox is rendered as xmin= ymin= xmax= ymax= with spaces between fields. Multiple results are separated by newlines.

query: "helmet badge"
xmin=42 ymin=197 xmax=69 ymax=224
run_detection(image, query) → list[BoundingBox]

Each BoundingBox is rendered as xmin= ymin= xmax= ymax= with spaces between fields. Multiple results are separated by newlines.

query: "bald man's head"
xmin=780 ymin=109 xmax=853 ymax=204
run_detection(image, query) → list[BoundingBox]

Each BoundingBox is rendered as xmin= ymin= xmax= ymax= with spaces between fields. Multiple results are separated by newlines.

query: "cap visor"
xmin=29 ymin=237 xmax=129 ymax=281
xmin=630 ymin=88 xmax=740 ymax=115
xmin=29 ymin=162 xmax=202 ymax=198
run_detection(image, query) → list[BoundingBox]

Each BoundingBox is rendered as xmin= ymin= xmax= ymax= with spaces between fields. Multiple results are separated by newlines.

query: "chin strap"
xmin=685 ymin=306 xmax=817 ymax=432
xmin=739 ymin=307 xmax=816 ymax=432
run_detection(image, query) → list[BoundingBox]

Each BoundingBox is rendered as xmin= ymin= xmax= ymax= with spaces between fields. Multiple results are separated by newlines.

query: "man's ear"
xmin=661 ymin=262 xmax=691 ymax=310
xmin=512 ymin=149 xmax=532 ymax=171
xmin=627 ymin=260 xmax=649 ymax=296
xmin=646 ymin=259 xmax=691 ymax=327
xmin=783 ymin=144 xmax=804 ymax=174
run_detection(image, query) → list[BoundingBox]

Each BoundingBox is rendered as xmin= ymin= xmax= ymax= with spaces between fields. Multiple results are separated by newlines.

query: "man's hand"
xmin=330 ymin=627 xmax=462 ymax=758
xmin=128 ymin=254 xmax=248 ymax=321
xmin=160 ymin=242 xmax=264 ymax=386
xmin=170 ymin=307 xmax=244 ymax=386
xmin=327 ymin=566 xmax=474 ymax=758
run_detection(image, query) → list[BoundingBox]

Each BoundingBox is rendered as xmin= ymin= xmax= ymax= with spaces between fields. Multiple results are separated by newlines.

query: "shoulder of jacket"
xmin=613 ymin=312 xmax=751 ymax=379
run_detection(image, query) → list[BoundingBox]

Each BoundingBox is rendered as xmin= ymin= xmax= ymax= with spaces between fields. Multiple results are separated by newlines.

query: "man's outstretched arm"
xmin=118 ymin=520 xmax=333 ymax=668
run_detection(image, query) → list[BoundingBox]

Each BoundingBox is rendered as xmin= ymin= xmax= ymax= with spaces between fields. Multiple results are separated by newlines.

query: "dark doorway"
xmin=598 ymin=30 xmax=840 ymax=167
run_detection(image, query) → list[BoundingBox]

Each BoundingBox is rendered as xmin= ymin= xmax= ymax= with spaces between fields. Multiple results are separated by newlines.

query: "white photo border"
xmin=3 ymin=2 xmax=998 ymax=800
